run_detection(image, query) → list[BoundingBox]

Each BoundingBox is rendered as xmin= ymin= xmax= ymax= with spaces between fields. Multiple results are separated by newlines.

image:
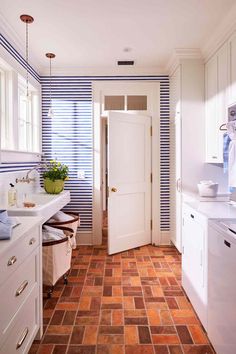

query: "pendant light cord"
xmin=49 ymin=57 xmax=52 ymax=107
xmin=26 ymin=21 xmax=29 ymax=97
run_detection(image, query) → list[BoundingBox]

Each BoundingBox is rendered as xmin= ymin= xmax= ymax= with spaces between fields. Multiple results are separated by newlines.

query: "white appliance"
xmin=208 ymin=220 xmax=236 ymax=354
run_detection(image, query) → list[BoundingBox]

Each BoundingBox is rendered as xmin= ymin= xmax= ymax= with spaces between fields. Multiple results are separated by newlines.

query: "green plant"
xmin=42 ymin=160 xmax=69 ymax=181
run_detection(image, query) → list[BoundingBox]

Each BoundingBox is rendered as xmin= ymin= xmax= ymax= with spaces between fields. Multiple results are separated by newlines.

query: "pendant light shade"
xmin=20 ymin=14 xmax=34 ymax=98
xmin=46 ymin=52 xmax=56 ymax=118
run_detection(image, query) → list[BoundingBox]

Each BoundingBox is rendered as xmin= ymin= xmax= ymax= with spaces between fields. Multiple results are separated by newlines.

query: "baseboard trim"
xmin=160 ymin=231 xmax=171 ymax=245
xmin=76 ymin=232 xmax=92 ymax=245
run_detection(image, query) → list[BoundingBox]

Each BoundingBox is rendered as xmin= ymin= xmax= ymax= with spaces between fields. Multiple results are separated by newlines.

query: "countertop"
xmin=184 ymin=200 xmax=236 ymax=219
xmin=0 ymin=216 xmax=42 ymax=255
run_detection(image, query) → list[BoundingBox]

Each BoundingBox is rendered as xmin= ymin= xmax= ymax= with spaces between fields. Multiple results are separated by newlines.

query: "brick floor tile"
xmin=138 ymin=326 xmax=152 ymax=344
xmin=67 ymin=345 xmax=96 ymax=354
xmin=52 ymin=345 xmax=67 ymax=354
xmin=188 ymin=325 xmax=209 ymax=344
xmin=125 ymin=345 xmax=154 ymax=354
xmin=176 ymin=325 xmax=193 ymax=344
xmin=29 ymin=233 xmax=216 ymax=354
xmin=125 ymin=326 xmax=139 ymax=344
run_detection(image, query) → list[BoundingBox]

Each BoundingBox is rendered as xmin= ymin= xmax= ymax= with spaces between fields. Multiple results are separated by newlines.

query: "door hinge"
xmin=182 ymin=246 xmax=184 ymax=254
xmin=150 ymin=126 xmax=153 ymax=136
xmin=107 ymin=186 xmax=109 ymax=198
xmin=150 ymin=173 xmax=153 ymax=183
xmin=150 ymin=219 xmax=153 ymax=230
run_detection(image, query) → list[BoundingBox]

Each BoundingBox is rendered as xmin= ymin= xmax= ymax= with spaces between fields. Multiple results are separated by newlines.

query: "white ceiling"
xmin=0 ymin=0 xmax=235 ymax=74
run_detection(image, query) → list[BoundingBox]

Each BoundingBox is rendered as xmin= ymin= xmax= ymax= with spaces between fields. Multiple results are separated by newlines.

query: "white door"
xmin=107 ymin=111 xmax=151 ymax=255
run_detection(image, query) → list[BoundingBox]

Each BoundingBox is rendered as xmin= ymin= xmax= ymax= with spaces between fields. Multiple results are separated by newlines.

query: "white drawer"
xmin=0 ymin=249 xmax=39 ymax=340
xmin=0 ymin=225 xmax=40 ymax=286
xmin=0 ymin=285 xmax=39 ymax=354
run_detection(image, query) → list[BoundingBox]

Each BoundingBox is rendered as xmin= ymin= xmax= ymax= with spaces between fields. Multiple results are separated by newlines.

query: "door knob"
xmin=111 ymin=187 xmax=117 ymax=192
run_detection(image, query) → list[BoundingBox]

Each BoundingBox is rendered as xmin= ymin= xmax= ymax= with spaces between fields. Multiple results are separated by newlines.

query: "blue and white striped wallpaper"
xmin=41 ymin=77 xmax=93 ymax=231
xmin=0 ymin=33 xmax=170 ymax=232
xmin=41 ymin=75 xmax=170 ymax=232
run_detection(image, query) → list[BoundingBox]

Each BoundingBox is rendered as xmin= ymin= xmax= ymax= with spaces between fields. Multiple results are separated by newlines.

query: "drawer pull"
xmin=190 ymin=214 xmax=194 ymax=219
xmin=16 ymin=327 xmax=29 ymax=349
xmin=15 ymin=280 xmax=28 ymax=297
xmin=29 ymin=237 xmax=36 ymax=245
xmin=7 ymin=256 xmax=17 ymax=266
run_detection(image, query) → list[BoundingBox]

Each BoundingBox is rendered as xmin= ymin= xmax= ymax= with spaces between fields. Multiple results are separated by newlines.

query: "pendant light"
xmin=20 ymin=14 xmax=34 ymax=99
xmin=46 ymin=53 xmax=56 ymax=118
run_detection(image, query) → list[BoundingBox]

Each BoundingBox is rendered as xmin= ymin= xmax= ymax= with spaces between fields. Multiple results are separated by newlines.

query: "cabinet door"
xmin=205 ymin=55 xmax=219 ymax=162
xmin=182 ymin=207 xmax=207 ymax=328
xmin=205 ymin=43 xmax=228 ymax=163
xmin=170 ymin=66 xmax=182 ymax=252
xmin=228 ymin=33 xmax=236 ymax=106
xmin=217 ymin=42 xmax=228 ymax=160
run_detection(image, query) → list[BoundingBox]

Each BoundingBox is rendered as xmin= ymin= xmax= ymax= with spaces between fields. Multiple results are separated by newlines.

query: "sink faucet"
xmin=16 ymin=163 xmax=45 ymax=184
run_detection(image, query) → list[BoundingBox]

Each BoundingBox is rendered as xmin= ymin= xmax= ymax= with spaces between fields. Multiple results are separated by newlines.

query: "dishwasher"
xmin=208 ymin=220 xmax=236 ymax=354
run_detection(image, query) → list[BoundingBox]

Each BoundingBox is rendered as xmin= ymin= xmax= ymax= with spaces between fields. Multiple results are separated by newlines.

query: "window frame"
xmin=0 ymin=59 xmax=42 ymax=163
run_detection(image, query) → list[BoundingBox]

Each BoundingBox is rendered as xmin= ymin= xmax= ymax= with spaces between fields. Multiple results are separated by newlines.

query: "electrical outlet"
xmin=77 ymin=170 xmax=85 ymax=180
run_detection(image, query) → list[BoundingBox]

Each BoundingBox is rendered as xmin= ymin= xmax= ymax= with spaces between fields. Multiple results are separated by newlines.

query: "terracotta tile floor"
xmin=29 ymin=224 xmax=215 ymax=354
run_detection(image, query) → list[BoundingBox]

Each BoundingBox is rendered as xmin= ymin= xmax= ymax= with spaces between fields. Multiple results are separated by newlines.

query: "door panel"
xmin=108 ymin=111 xmax=151 ymax=255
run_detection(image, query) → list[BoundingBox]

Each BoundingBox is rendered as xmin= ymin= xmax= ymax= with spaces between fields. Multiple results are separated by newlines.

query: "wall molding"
xmin=202 ymin=2 xmax=236 ymax=62
xmin=39 ymin=65 xmax=166 ymax=77
xmin=76 ymin=232 xmax=92 ymax=245
xmin=166 ymin=48 xmax=203 ymax=76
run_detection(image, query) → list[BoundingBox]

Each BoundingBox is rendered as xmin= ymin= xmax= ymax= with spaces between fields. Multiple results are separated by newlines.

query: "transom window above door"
xmin=103 ymin=94 xmax=147 ymax=113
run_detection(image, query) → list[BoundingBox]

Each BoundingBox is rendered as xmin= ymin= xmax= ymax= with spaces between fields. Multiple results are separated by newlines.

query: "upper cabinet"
xmin=228 ymin=32 xmax=236 ymax=106
xmin=205 ymin=42 xmax=228 ymax=163
xmin=205 ymin=32 xmax=236 ymax=163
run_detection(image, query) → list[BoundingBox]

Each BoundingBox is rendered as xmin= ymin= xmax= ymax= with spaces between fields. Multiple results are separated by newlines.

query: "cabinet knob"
xmin=111 ymin=187 xmax=117 ymax=192
xmin=7 ymin=256 xmax=17 ymax=266
xmin=16 ymin=327 xmax=29 ymax=349
xmin=29 ymin=237 xmax=36 ymax=245
xmin=15 ymin=280 xmax=28 ymax=297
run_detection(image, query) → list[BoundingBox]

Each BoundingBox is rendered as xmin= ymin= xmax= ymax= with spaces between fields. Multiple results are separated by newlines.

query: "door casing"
xmin=92 ymin=81 xmax=160 ymax=246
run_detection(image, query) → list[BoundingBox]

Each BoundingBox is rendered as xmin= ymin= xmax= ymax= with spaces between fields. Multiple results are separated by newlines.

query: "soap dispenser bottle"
xmin=8 ymin=183 xmax=17 ymax=207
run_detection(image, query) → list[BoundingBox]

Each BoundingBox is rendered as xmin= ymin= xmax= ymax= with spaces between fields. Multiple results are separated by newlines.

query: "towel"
xmin=0 ymin=210 xmax=20 ymax=240
xmin=42 ymin=225 xmax=66 ymax=242
xmin=223 ymin=133 xmax=231 ymax=173
xmin=228 ymin=140 xmax=236 ymax=188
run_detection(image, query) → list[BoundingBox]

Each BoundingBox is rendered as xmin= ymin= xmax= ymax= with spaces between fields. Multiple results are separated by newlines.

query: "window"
xmin=0 ymin=56 xmax=41 ymax=159
xmin=0 ymin=68 xmax=14 ymax=150
xmin=104 ymin=95 xmax=125 ymax=110
xmin=18 ymin=75 xmax=40 ymax=152
xmin=127 ymin=95 xmax=147 ymax=110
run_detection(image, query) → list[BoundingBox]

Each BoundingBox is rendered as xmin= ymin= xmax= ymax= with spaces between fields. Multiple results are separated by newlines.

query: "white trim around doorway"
xmin=92 ymin=81 xmax=161 ymax=246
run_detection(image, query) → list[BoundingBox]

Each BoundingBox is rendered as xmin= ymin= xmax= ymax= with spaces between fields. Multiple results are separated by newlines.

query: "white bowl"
xmin=197 ymin=183 xmax=218 ymax=197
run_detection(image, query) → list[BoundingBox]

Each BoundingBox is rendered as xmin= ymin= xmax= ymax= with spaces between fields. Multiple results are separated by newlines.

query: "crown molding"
xmin=202 ymin=2 xmax=236 ymax=62
xmin=39 ymin=64 xmax=167 ymax=77
xmin=0 ymin=10 xmax=41 ymax=72
xmin=166 ymin=48 xmax=203 ymax=75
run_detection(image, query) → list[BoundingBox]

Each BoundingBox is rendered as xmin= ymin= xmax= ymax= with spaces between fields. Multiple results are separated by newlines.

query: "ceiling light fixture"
xmin=20 ymin=14 xmax=34 ymax=99
xmin=46 ymin=53 xmax=56 ymax=118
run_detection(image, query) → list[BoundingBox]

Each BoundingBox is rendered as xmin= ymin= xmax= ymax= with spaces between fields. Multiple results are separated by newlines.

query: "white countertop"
xmin=0 ymin=216 xmax=42 ymax=255
xmin=184 ymin=200 xmax=236 ymax=219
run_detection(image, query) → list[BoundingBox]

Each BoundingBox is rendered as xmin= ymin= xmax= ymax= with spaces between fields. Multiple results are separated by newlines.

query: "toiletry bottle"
xmin=8 ymin=183 xmax=17 ymax=207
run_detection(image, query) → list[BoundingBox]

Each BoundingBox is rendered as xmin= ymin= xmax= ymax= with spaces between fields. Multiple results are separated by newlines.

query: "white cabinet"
xmin=228 ymin=32 xmax=236 ymax=106
xmin=170 ymin=66 xmax=182 ymax=252
xmin=182 ymin=203 xmax=208 ymax=329
xmin=0 ymin=217 xmax=42 ymax=353
xmin=169 ymin=60 xmax=205 ymax=252
xmin=205 ymin=42 xmax=228 ymax=163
